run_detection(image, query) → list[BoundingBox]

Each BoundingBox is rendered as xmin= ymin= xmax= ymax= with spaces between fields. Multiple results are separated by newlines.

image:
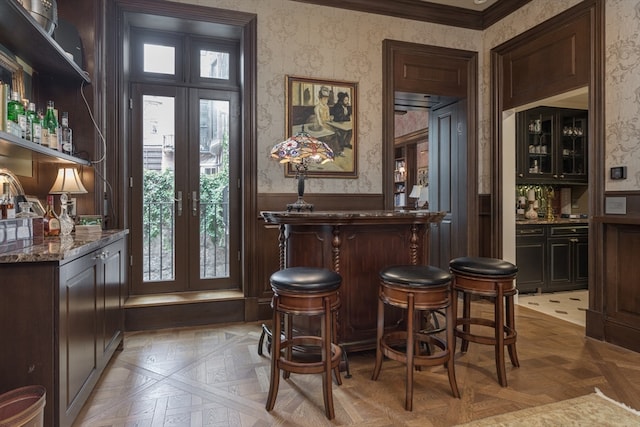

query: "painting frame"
xmin=285 ymin=75 xmax=358 ymax=178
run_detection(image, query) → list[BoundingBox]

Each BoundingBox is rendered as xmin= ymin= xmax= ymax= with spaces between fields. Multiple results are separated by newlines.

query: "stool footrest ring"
xmin=278 ymin=336 xmax=342 ymax=375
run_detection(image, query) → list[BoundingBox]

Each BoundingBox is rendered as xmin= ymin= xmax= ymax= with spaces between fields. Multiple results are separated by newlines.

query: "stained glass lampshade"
xmin=270 ymin=131 xmax=334 ymax=211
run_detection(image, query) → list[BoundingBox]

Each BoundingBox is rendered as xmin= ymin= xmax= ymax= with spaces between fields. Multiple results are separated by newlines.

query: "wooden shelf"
xmin=0 ymin=130 xmax=90 ymax=166
xmin=0 ymin=1 xmax=91 ymax=84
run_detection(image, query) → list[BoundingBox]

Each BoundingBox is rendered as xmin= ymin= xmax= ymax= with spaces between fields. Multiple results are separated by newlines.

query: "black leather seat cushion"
xmin=380 ymin=265 xmax=451 ymax=287
xmin=449 ymin=257 xmax=518 ymax=277
xmin=270 ymin=267 xmax=342 ymax=292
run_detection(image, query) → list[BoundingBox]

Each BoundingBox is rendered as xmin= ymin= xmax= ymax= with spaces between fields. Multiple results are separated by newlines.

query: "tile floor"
xmin=517 ymin=290 xmax=588 ymax=327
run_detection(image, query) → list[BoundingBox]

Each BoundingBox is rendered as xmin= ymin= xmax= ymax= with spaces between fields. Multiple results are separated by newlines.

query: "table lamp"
xmin=408 ymin=185 xmax=423 ymax=209
xmin=49 ymin=167 xmax=88 ymax=234
xmin=270 ymin=130 xmax=334 ymax=211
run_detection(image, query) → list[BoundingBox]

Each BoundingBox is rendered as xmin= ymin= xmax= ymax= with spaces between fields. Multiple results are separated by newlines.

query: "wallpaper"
xmin=176 ymin=0 xmax=638 ymax=194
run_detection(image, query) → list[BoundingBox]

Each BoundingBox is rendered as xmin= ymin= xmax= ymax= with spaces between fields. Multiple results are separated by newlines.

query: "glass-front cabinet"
xmin=517 ymin=107 xmax=588 ymax=184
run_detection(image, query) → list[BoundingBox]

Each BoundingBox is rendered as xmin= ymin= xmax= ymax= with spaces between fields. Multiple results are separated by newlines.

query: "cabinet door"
xmin=98 ymin=239 xmax=125 ymax=364
xmin=574 ymin=236 xmax=589 ymax=286
xmin=59 ymin=253 xmax=98 ymax=427
xmin=558 ymin=110 xmax=588 ymax=182
xmin=515 ymin=226 xmax=546 ymax=293
xmin=520 ymin=108 xmax=555 ymax=180
xmin=547 ymin=237 xmax=572 ymax=291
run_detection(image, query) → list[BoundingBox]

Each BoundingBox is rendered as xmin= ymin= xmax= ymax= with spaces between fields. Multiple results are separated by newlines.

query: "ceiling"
xmin=291 ymin=0 xmax=530 ymax=30
xmin=413 ymin=0 xmax=500 ymax=12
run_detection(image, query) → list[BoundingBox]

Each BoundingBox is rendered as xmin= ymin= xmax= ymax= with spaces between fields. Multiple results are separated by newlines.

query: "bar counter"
xmin=0 ymin=229 xmax=129 ymax=264
xmin=261 ymin=209 xmax=445 ymax=351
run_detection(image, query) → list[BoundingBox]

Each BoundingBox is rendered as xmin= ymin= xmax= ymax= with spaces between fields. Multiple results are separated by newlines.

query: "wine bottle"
xmin=2 ymin=183 xmax=15 ymax=219
xmin=43 ymin=195 xmax=61 ymax=237
xmin=42 ymin=100 xmax=58 ymax=149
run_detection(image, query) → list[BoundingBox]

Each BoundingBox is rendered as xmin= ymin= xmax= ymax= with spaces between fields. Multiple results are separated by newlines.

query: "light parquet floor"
xmin=73 ymin=302 xmax=640 ymax=426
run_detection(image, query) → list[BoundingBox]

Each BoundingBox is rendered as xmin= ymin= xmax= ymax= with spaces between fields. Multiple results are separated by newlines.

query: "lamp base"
xmin=287 ymin=197 xmax=313 ymax=212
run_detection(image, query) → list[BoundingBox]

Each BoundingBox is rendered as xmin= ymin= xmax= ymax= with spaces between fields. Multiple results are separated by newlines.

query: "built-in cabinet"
xmin=516 ymin=107 xmax=588 ymax=184
xmin=516 ymin=223 xmax=588 ymax=294
xmin=0 ymin=1 xmax=92 ymax=165
xmin=0 ymin=233 xmax=127 ymax=427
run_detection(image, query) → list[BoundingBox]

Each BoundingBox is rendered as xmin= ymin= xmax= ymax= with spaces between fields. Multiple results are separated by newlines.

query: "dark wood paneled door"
xmin=429 ymin=99 xmax=468 ymax=269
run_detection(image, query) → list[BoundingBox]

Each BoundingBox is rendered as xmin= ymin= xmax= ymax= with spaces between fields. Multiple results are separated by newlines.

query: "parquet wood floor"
xmin=73 ymin=302 xmax=640 ymax=426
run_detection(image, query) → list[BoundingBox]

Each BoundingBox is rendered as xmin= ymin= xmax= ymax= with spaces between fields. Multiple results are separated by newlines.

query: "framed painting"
xmin=285 ymin=75 xmax=357 ymax=178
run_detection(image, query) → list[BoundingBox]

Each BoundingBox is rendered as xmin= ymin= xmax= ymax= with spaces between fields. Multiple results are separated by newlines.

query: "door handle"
xmin=192 ymin=191 xmax=199 ymax=216
xmin=175 ymin=191 xmax=183 ymax=217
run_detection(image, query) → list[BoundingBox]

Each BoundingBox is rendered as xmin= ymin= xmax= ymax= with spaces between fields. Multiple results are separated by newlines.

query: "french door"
xmin=130 ymin=83 xmax=240 ymax=293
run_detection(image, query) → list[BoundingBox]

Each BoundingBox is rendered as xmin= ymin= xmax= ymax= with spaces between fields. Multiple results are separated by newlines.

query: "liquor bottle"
xmin=42 ymin=100 xmax=58 ymax=149
xmin=7 ymin=91 xmax=26 ymax=138
xmin=58 ymin=193 xmax=74 ymax=236
xmin=60 ymin=111 xmax=73 ymax=155
xmin=43 ymin=195 xmax=61 ymax=237
xmin=2 ymin=183 xmax=15 ymax=219
xmin=26 ymin=102 xmax=42 ymax=144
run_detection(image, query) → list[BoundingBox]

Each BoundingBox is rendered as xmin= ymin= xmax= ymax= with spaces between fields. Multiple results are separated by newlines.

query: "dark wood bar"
xmin=261 ymin=210 xmax=445 ymax=351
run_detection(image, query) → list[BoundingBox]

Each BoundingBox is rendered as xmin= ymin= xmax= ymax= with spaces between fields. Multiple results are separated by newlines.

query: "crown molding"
xmin=290 ymin=0 xmax=532 ymax=30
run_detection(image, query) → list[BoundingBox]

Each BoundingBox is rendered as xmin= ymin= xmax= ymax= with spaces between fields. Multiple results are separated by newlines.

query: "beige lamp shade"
xmin=49 ymin=167 xmax=88 ymax=194
xmin=409 ymin=185 xmax=422 ymax=199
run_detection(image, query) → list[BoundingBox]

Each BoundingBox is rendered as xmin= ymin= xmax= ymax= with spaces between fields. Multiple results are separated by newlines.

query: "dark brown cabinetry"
xmin=515 ymin=224 xmax=546 ymax=293
xmin=517 ymin=107 xmax=588 ymax=184
xmin=516 ymin=223 xmax=587 ymax=294
xmin=0 ymin=1 xmax=92 ymax=167
xmin=0 ymin=234 xmax=127 ymax=427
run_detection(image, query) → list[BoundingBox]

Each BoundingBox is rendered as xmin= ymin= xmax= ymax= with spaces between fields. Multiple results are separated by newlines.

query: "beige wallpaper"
xmin=177 ymin=0 xmax=638 ymax=194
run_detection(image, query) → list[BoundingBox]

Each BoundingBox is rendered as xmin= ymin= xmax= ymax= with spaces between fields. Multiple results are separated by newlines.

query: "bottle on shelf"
xmin=60 ymin=111 xmax=73 ymax=155
xmin=7 ymin=91 xmax=26 ymax=138
xmin=26 ymin=102 xmax=42 ymax=144
xmin=41 ymin=100 xmax=59 ymax=149
xmin=43 ymin=195 xmax=61 ymax=236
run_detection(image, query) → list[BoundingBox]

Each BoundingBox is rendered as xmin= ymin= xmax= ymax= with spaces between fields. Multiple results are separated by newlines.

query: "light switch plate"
xmin=605 ymin=197 xmax=626 ymax=214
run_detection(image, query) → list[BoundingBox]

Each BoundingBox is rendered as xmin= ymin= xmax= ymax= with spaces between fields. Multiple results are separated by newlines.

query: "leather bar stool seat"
xmin=265 ymin=267 xmax=343 ymax=420
xmin=449 ymin=256 xmax=519 ymax=387
xmin=371 ymin=265 xmax=460 ymax=411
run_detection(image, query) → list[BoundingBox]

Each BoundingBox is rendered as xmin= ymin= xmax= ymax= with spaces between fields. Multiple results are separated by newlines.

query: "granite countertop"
xmin=516 ymin=218 xmax=589 ymax=226
xmin=261 ymin=209 xmax=446 ymax=225
xmin=0 ymin=229 xmax=129 ymax=264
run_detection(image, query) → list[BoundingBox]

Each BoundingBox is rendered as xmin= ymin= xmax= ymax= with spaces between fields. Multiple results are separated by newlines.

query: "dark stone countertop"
xmin=0 ymin=229 xmax=129 ymax=264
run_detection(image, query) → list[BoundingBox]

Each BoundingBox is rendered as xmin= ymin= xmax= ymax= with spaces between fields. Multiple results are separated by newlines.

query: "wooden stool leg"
xmin=266 ymin=302 xmax=282 ymax=411
xmin=506 ymin=292 xmax=520 ymax=367
xmin=332 ymin=310 xmax=343 ymax=385
xmin=321 ymin=296 xmax=335 ymax=419
xmin=405 ymin=292 xmax=415 ymax=411
xmin=283 ymin=313 xmax=293 ymax=380
xmin=371 ymin=291 xmax=385 ymax=381
xmin=495 ymin=284 xmax=507 ymax=387
xmin=461 ymin=292 xmax=471 ymax=353
xmin=445 ymin=299 xmax=460 ymax=398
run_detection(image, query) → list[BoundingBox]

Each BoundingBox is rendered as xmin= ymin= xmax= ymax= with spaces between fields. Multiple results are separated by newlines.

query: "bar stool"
xmin=265 ymin=267 xmax=343 ymax=420
xmin=371 ymin=265 xmax=460 ymax=411
xmin=449 ymin=256 xmax=519 ymax=387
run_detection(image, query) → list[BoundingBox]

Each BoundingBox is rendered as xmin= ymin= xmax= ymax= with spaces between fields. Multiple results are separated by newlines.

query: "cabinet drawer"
xmin=516 ymin=226 xmax=546 ymax=237
xmin=549 ymin=225 xmax=588 ymax=236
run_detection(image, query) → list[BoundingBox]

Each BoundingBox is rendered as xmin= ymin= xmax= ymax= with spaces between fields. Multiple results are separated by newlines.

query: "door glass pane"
xmin=142 ymin=95 xmax=175 ymax=281
xmin=144 ymin=44 xmax=175 ymax=75
xmin=200 ymin=50 xmax=229 ymax=79
xmin=199 ymin=99 xmax=229 ymax=279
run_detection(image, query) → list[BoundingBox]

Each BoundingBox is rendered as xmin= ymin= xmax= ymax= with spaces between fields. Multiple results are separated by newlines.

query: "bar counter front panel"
xmin=261 ymin=210 xmax=445 ymax=352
